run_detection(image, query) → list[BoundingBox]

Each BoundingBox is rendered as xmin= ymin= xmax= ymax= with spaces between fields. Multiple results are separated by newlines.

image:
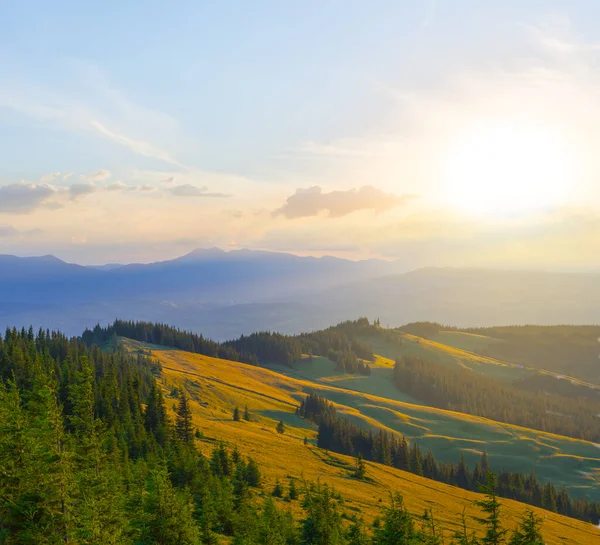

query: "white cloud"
xmin=106 ymin=181 xmax=128 ymax=191
xmin=88 ymin=169 xmax=111 ymax=182
xmin=90 ymin=120 xmax=185 ymax=168
xmin=63 ymin=173 xmax=73 ymax=180
xmin=40 ymin=172 xmax=60 ymax=183
xmin=170 ymin=184 xmax=231 ymax=198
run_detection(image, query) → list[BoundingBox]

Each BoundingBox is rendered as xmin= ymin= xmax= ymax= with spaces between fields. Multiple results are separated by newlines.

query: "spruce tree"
xmin=276 ymin=420 xmax=286 ymax=434
xmin=354 ymin=453 xmax=366 ymax=480
xmin=473 ymin=473 xmax=508 ymax=545
xmin=175 ymin=391 xmax=194 ymax=444
xmin=508 ymin=511 xmax=544 ymax=545
xmin=233 ymin=406 xmax=241 ymax=422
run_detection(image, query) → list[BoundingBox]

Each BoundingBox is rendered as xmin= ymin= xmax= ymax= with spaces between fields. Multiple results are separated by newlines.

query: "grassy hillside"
xmin=122 ymin=339 xmax=600 ymax=544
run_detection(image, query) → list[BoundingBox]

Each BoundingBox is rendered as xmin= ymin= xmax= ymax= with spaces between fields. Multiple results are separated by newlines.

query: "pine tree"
xmin=473 ymin=473 xmax=508 ymax=545
xmin=288 ymin=478 xmax=299 ymax=501
xmin=175 ymin=391 xmax=194 ymax=444
xmin=272 ymin=478 xmax=284 ymax=498
xmin=276 ymin=420 xmax=286 ymax=435
xmin=300 ymin=482 xmax=345 ymax=544
xmin=372 ymin=493 xmax=418 ymax=544
xmin=347 ymin=515 xmax=370 ymax=545
xmin=233 ymin=406 xmax=241 ymax=421
xmin=452 ymin=508 xmax=480 ymax=545
xmin=243 ymin=404 xmax=251 ymax=421
xmin=508 ymin=511 xmax=544 ymax=545
xmin=354 ymin=453 xmax=367 ymax=480
xmin=140 ymin=466 xmax=200 ymax=545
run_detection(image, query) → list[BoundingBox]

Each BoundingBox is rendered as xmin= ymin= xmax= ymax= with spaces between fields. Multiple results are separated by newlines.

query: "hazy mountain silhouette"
xmin=2 ymin=250 xmax=600 ymax=338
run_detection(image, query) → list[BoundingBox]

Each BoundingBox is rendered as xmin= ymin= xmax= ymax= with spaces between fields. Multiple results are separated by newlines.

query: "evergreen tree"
xmin=233 ymin=406 xmax=241 ymax=422
xmin=372 ymin=493 xmax=419 ymax=544
xmin=272 ymin=478 xmax=284 ymax=498
xmin=508 ymin=511 xmax=544 ymax=545
xmin=347 ymin=516 xmax=370 ymax=545
xmin=243 ymin=405 xmax=251 ymax=421
xmin=175 ymin=392 xmax=194 ymax=444
xmin=288 ymin=478 xmax=299 ymax=501
xmin=473 ymin=473 xmax=508 ymax=545
xmin=140 ymin=466 xmax=200 ymax=545
xmin=300 ymin=482 xmax=345 ymax=545
xmin=276 ymin=420 xmax=286 ymax=435
xmin=354 ymin=453 xmax=367 ymax=480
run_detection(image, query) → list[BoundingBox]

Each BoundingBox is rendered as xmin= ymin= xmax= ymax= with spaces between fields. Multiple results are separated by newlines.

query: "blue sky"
xmin=2 ymin=1 xmax=600 ymax=266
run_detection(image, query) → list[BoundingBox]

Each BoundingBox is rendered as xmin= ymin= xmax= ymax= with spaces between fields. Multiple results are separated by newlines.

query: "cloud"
xmin=106 ymin=181 xmax=128 ymax=191
xmin=40 ymin=172 xmax=60 ymax=183
xmin=63 ymin=173 xmax=73 ymax=181
xmin=161 ymin=176 xmax=175 ymax=184
xmin=79 ymin=169 xmax=111 ymax=182
xmin=139 ymin=185 xmax=156 ymax=192
xmin=91 ymin=120 xmax=185 ymax=168
xmin=68 ymin=182 xmax=97 ymax=200
xmin=0 ymin=182 xmax=58 ymax=214
xmin=274 ymin=186 xmax=417 ymax=219
xmin=170 ymin=184 xmax=231 ymax=198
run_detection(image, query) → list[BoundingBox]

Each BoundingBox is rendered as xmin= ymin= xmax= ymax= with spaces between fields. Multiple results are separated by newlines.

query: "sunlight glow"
xmin=444 ymin=123 xmax=572 ymax=215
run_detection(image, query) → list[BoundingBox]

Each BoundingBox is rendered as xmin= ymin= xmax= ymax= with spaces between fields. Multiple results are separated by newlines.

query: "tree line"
xmin=298 ymin=393 xmax=600 ymax=525
xmin=392 ymin=356 xmax=600 ymax=442
xmin=81 ymin=318 xmax=376 ymax=374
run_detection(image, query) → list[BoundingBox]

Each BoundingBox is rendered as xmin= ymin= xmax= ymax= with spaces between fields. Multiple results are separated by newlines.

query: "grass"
xmin=122 ymin=338 xmax=600 ymax=544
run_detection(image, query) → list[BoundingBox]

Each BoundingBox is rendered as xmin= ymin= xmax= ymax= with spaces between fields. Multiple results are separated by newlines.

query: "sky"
xmin=2 ymin=1 xmax=600 ymax=268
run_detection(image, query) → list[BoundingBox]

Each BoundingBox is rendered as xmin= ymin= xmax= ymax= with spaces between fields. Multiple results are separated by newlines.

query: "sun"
xmin=443 ymin=123 xmax=572 ymax=215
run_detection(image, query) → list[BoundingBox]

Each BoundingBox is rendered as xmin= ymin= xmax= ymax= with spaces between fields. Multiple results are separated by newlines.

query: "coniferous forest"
xmin=0 ymin=325 xmax=579 ymax=544
xmin=298 ymin=393 xmax=600 ymax=525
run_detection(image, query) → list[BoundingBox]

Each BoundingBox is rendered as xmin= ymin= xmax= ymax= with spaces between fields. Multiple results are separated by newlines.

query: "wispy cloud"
xmin=40 ymin=172 xmax=60 ymax=183
xmin=90 ymin=120 xmax=186 ymax=168
xmin=170 ymin=184 xmax=231 ymax=198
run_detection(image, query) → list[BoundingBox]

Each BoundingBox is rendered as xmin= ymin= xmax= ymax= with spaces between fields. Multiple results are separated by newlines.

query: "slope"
xmin=122 ymin=339 xmax=600 ymax=544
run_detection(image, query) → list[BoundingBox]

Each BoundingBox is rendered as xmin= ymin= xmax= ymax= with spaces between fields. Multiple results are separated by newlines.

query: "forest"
xmin=0 ymin=326 xmax=558 ymax=544
xmin=298 ymin=393 xmax=600 ymax=525
xmin=392 ymin=356 xmax=600 ymax=442
xmin=83 ymin=320 xmax=600 ymax=443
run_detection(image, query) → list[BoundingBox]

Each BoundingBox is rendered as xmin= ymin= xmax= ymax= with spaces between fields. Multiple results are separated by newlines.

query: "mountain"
xmin=0 ymin=249 xmax=399 ymax=336
xmin=3 ymin=251 xmax=600 ymax=338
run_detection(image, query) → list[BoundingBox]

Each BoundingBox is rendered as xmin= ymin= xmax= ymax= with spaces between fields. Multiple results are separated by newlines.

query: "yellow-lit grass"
xmin=133 ymin=341 xmax=600 ymax=544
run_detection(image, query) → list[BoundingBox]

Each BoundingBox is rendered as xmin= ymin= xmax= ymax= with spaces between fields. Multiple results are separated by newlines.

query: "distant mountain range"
xmin=1 ymin=248 xmax=600 ymax=338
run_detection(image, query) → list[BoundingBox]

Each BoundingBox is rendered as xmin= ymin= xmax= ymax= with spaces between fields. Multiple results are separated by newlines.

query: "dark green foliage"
xmin=175 ymin=391 xmax=194 ymax=444
xmin=233 ymin=406 xmax=241 ymax=421
xmin=354 ymin=454 xmax=366 ymax=480
xmin=243 ymin=404 xmax=251 ymax=421
xmin=300 ymin=482 xmax=345 ymax=544
xmin=473 ymin=473 xmax=508 ymax=545
xmin=288 ymin=478 xmax=299 ymax=501
xmin=277 ymin=420 xmax=286 ymax=434
xmin=372 ymin=493 xmax=419 ymax=544
xmin=508 ymin=511 xmax=544 ymax=545
xmin=302 ymin=393 xmax=600 ymax=524
xmin=393 ymin=354 xmax=600 ymax=442
xmin=272 ymin=479 xmax=284 ymax=498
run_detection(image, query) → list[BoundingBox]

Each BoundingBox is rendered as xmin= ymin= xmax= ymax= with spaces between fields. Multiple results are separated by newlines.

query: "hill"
xmin=123 ymin=338 xmax=600 ymax=544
